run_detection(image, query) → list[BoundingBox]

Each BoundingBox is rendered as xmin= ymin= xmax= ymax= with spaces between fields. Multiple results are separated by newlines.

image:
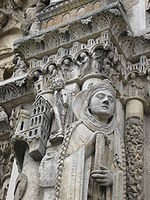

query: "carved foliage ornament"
xmin=125 ymin=117 xmax=144 ymax=200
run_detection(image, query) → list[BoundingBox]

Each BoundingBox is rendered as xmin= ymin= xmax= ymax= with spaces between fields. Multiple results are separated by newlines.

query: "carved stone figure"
xmin=13 ymin=53 xmax=27 ymax=77
xmin=9 ymin=105 xmax=23 ymax=132
xmin=61 ymin=58 xmax=72 ymax=80
xmin=92 ymin=48 xmax=108 ymax=74
xmin=28 ymin=21 xmax=41 ymax=35
xmin=0 ymin=106 xmax=8 ymax=123
xmin=77 ymin=52 xmax=91 ymax=78
xmin=61 ymin=58 xmax=79 ymax=81
xmin=52 ymin=77 xmax=64 ymax=91
xmin=44 ymin=63 xmax=57 ymax=90
xmin=55 ymin=79 xmax=126 ymax=200
xmin=32 ymin=70 xmax=45 ymax=94
xmin=14 ymin=173 xmax=28 ymax=200
xmin=50 ymin=88 xmax=71 ymax=143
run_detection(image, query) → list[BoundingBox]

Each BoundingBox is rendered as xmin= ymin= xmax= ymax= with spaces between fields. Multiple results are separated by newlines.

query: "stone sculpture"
xmin=61 ymin=58 xmax=79 ymax=81
xmin=61 ymin=58 xmax=72 ymax=80
xmin=0 ymin=106 xmax=8 ymax=123
xmin=13 ymin=53 xmax=27 ymax=77
xmin=50 ymin=88 xmax=70 ymax=143
xmin=45 ymin=63 xmax=57 ymax=90
xmin=55 ymin=78 xmax=126 ymax=200
xmin=77 ymin=52 xmax=91 ymax=78
xmin=14 ymin=173 xmax=28 ymax=200
xmin=92 ymin=48 xmax=110 ymax=76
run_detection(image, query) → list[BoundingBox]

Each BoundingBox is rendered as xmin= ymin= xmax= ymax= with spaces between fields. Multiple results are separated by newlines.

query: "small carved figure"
xmin=32 ymin=70 xmax=45 ymax=94
xmin=52 ymin=77 xmax=64 ymax=91
xmin=13 ymin=53 xmax=27 ymax=77
xmin=0 ymin=106 xmax=8 ymax=123
xmin=92 ymin=48 xmax=108 ymax=74
xmin=50 ymin=88 xmax=69 ymax=143
xmin=61 ymin=58 xmax=79 ymax=81
xmin=29 ymin=21 xmax=41 ymax=35
xmin=10 ymin=105 xmax=23 ymax=132
xmin=44 ymin=63 xmax=57 ymax=89
xmin=14 ymin=173 xmax=28 ymax=200
xmin=61 ymin=58 xmax=71 ymax=80
xmin=77 ymin=52 xmax=91 ymax=78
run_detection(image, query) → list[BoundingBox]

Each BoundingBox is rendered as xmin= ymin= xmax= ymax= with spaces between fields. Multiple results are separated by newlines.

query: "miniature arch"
xmin=42 ymin=61 xmax=57 ymax=74
xmin=59 ymin=56 xmax=73 ymax=66
xmin=74 ymin=49 xmax=90 ymax=62
xmin=28 ymin=66 xmax=43 ymax=80
xmin=90 ymin=44 xmax=111 ymax=54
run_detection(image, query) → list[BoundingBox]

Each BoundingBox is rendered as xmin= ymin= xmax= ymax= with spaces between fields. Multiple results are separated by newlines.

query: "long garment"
xmin=58 ymin=122 xmax=126 ymax=200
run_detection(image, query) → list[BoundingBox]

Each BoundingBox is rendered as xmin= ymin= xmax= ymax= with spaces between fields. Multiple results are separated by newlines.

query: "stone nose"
xmin=103 ymin=99 xmax=109 ymax=105
xmin=102 ymin=96 xmax=109 ymax=105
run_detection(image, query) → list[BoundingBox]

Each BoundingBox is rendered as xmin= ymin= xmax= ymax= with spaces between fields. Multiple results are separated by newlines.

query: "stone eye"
xmin=96 ymin=93 xmax=105 ymax=99
xmin=108 ymin=96 xmax=113 ymax=102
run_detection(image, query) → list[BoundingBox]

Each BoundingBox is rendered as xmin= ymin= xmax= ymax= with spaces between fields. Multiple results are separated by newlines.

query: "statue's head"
xmin=87 ymin=79 xmax=116 ymax=123
xmin=80 ymin=52 xmax=86 ymax=58
xmin=73 ymin=79 xmax=116 ymax=126
xmin=60 ymin=89 xmax=68 ymax=107
xmin=89 ymin=87 xmax=115 ymax=123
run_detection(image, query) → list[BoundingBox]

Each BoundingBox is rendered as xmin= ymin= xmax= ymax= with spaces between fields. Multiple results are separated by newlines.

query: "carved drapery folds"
xmin=14 ymin=173 xmax=27 ymax=200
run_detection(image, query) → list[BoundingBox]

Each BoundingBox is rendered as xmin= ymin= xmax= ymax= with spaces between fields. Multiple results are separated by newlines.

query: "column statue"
xmin=54 ymin=79 xmax=126 ymax=200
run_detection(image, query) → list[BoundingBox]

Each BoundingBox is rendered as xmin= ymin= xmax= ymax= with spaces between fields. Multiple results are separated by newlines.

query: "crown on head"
xmin=88 ymin=79 xmax=116 ymax=97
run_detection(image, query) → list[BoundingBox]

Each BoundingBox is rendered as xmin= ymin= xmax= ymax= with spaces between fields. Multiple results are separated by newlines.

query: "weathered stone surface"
xmin=0 ymin=0 xmax=150 ymax=200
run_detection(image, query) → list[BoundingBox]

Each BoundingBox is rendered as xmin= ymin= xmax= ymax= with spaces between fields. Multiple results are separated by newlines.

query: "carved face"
xmin=80 ymin=52 xmax=86 ymax=58
xmin=63 ymin=59 xmax=70 ymax=65
xmin=89 ymin=89 xmax=115 ymax=122
xmin=60 ymin=89 xmax=68 ymax=106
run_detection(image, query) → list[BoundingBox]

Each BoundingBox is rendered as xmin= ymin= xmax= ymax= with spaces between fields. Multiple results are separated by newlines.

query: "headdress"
xmin=72 ymin=79 xmax=116 ymax=132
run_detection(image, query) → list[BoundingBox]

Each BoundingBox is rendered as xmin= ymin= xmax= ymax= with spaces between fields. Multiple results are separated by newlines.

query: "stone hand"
xmin=90 ymin=166 xmax=113 ymax=186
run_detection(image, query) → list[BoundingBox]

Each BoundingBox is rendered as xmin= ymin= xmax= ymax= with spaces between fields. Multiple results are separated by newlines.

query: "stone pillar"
xmin=125 ymin=99 xmax=144 ymax=200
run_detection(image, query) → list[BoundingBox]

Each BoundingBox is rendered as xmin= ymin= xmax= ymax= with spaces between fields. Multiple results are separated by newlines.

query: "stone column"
xmin=125 ymin=99 xmax=144 ymax=200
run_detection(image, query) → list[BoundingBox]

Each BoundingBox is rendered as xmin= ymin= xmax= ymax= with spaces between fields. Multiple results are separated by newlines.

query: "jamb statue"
xmin=55 ymin=79 xmax=126 ymax=200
